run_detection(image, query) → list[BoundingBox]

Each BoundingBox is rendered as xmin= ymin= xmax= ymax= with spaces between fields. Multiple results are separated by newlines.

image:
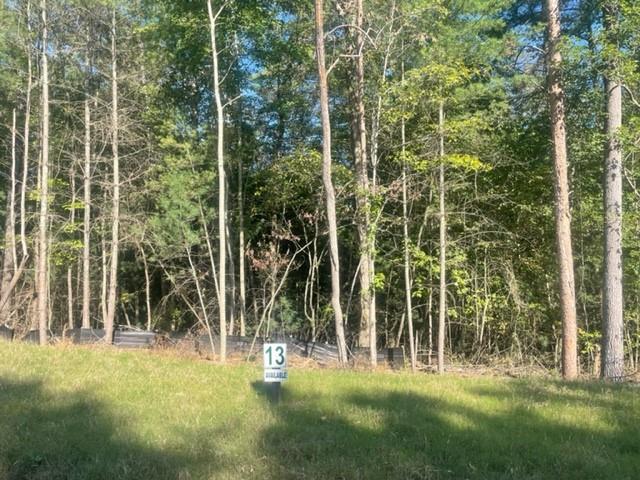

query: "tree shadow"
xmin=256 ymin=379 xmax=640 ymax=480
xmin=0 ymin=377 xmax=219 ymax=480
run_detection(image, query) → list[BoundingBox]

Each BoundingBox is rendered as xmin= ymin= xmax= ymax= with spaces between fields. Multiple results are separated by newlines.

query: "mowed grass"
xmin=0 ymin=342 xmax=638 ymax=480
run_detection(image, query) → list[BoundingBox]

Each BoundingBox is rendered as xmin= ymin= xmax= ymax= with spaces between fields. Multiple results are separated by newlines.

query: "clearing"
xmin=0 ymin=342 xmax=638 ymax=479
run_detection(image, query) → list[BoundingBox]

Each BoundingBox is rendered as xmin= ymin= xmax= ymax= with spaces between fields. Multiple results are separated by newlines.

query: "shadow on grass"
xmin=257 ymin=380 xmax=640 ymax=480
xmin=0 ymin=377 xmax=216 ymax=480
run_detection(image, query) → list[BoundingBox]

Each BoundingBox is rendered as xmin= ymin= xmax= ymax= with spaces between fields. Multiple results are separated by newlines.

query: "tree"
xmin=400 ymin=52 xmax=417 ymax=373
xmin=437 ymin=100 xmax=446 ymax=375
xmin=348 ymin=0 xmax=376 ymax=366
xmin=36 ymin=0 xmax=50 ymax=345
xmin=0 ymin=110 xmax=17 ymax=325
xmin=104 ymin=6 xmax=120 ymax=343
xmin=314 ymin=0 xmax=347 ymax=364
xmin=544 ymin=0 xmax=578 ymax=379
xmin=207 ymin=0 xmax=227 ymax=362
xmin=601 ymin=0 xmax=624 ymax=380
xmin=81 ymin=46 xmax=92 ymax=330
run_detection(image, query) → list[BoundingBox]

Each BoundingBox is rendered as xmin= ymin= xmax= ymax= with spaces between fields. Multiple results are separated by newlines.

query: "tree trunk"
xmin=601 ymin=1 xmax=624 ymax=381
xmin=207 ymin=0 xmax=227 ymax=362
xmin=226 ymin=219 xmax=236 ymax=336
xmin=101 ymin=203 xmax=108 ymax=325
xmin=105 ymin=7 xmax=120 ymax=344
xmin=545 ymin=0 xmax=578 ymax=379
xmin=0 ymin=110 xmax=17 ymax=325
xmin=437 ymin=101 xmax=446 ymax=374
xmin=401 ymin=57 xmax=416 ymax=372
xmin=20 ymin=0 xmax=32 ymax=261
xmin=139 ymin=244 xmax=152 ymax=331
xmin=36 ymin=0 xmax=50 ymax=345
xmin=238 ymin=146 xmax=246 ymax=337
xmin=314 ymin=0 xmax=348 ymax=364
xmin=368 ymin=0 xmax=396 ymax=363
xmin=82 ymin=96 xmax=91 ymax=329
xmin=67 ymin=165 xmax=76 ymax=330
xmin=350 ymin=0 xmax=375 ymax=366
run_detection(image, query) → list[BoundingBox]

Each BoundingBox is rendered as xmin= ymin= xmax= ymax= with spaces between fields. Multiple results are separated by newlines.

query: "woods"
xmin=1 ymin=0 xmax=640 ymax=379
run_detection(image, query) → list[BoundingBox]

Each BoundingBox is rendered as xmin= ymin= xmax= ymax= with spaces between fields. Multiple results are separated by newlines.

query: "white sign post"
xmin=263 ymin=343 xmax=288 ymax=382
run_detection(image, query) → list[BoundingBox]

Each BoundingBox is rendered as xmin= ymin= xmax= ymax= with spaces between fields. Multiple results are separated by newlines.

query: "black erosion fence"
xmin=0 ymin=325 xmax=406 ymax=368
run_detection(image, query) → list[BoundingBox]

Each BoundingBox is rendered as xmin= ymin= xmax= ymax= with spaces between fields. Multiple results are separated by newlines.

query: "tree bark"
xmin=67 ymin=165 xmax=76 ymax=330
xmin=545 ymin=0 xmax=578 ymax=379
xmin=401 ymin=56 xmax=416 ymax=372
xmin=105 ymin=7 xmax=120 ymax=343
xmin=238 ymin=138 xmax=246 ymax=337
xmin=138 ymin=244 xmax=152 ymax=331
xmin=101 ymin=202 xmax=108 ymax=325
xmin=437 ymin=101 xmax=446 ymax=374
xmin=20 ymin=0 xmax=32 ymax=261
xmin=314 ymin=0 xmax=348 ymax=364
xmin=36 ymin=0 xmax=50 ymax=345
xmin=601 ymin=1 xmax=624 ymax=381
xmin=207 ymin=0 xmax=227 ymax=362
xmin=0 ymin=110 xmax=18 ymax=325
xmin=350 ymin=0 xmax=376 ymax=366
xmin=82 ymin=96 xmax=91 ymax=329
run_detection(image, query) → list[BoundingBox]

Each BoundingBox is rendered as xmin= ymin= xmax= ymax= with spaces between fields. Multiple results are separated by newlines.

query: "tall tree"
xmin=207 ymin=0 xmax=227 ymax=362
xmin=545 ymin=0 xmax=578 ymax=379
xmin=0 ymin=110 xmax=17 ymax=325
xmin=20 ymin=0 xmax=32 ymax=272
xmin=350 ymin=0 xmax=376 ymax=365
xmin=36 ymin=0 xmax=50 ymax=345
xmin=105 ymin=7 xmax=120 ymax=343
xmin=601 ymin=0 xmax=624 ymax=380
xmin=401 ymin=68 xmax=417 ymax=373
xmin=82 ymin=68 xmax=92 ymax=329
xmin=314 ymin=0 xmax=347 ymax=364
xmin=437 ymin=100 xmax=446 ymax=374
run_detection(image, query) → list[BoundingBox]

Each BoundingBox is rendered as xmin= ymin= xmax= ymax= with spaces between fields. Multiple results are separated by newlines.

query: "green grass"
xmin=0 ymin=342 xmax=638 ymax=480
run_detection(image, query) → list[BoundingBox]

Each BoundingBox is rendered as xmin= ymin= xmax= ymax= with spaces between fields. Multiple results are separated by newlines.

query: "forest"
xmin=0 ymin=0 xmax=638 ymax=381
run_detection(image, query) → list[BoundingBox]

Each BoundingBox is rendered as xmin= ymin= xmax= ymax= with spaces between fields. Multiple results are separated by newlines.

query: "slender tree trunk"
xmin=314 ymin=0 xmax=348 ymax=364
xmin=304 ymin=230 xmax=319 ymax=340
xmin=101 ymin=207 xmax=108 ymax=325
xmin=401 ymin=58 xmax=416 ymax=372
xmin=238 ymin=147 xmax=246 ymax=337
xmin=36 ymin=0 xmax=50 ymax=345
xmin=67 ymin=165 xmax=76 ymax=329
xmin=105 ymin=8 xmax=119 ymax=343
xmin=233 ymin=44 xmax=246 ymax=338
xmin=401 ymin=126 xmax=416 ymax=372
xmin=199 ymin=201 xmax=220 ymax=301
xmin=207 ymin=0 xmax=227 ymax=362
xmin=20 ymin=0 xmax=32 ymax=261
xmin=368 ymin=0 xmax=395 ymax=361
xmin=601 ymin=1 xmax=624 ymax=380
xmin=437 ymin=101 xmax=446 ymax=374
xmin=139 ymin=244 xmax=152 ymax=331
xmin=350 ymin=0 xmax=375 ymax=365
xmin=545 ymin=0 xmax=578 ymax=379
xmin=226 ymin=219 xmax=236 ymax=335
xmin=82 ymin=96 xmax=91 ymax=329
xmin=0 ymin=111 xmax=18 ymax=325
xmin=10 ymin=112 xmax=17 ymax=270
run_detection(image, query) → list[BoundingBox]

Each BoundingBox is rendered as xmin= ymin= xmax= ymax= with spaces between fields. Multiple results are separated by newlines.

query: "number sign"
xmin=263 ymin=343 xmax=288 ymax=382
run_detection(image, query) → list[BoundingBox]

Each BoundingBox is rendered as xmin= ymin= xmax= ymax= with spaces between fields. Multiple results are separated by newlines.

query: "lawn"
xmin=0 ymin=342 xmax=638 ymax=480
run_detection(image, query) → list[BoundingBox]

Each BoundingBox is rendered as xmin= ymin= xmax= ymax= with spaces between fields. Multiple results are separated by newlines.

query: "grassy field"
xmin=0 ymin=342 xmax=638 ymax=480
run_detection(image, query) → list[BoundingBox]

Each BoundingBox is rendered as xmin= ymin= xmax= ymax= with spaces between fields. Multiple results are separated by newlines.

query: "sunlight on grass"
xmin=0 ymin=342 xmax=638 ymax=479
